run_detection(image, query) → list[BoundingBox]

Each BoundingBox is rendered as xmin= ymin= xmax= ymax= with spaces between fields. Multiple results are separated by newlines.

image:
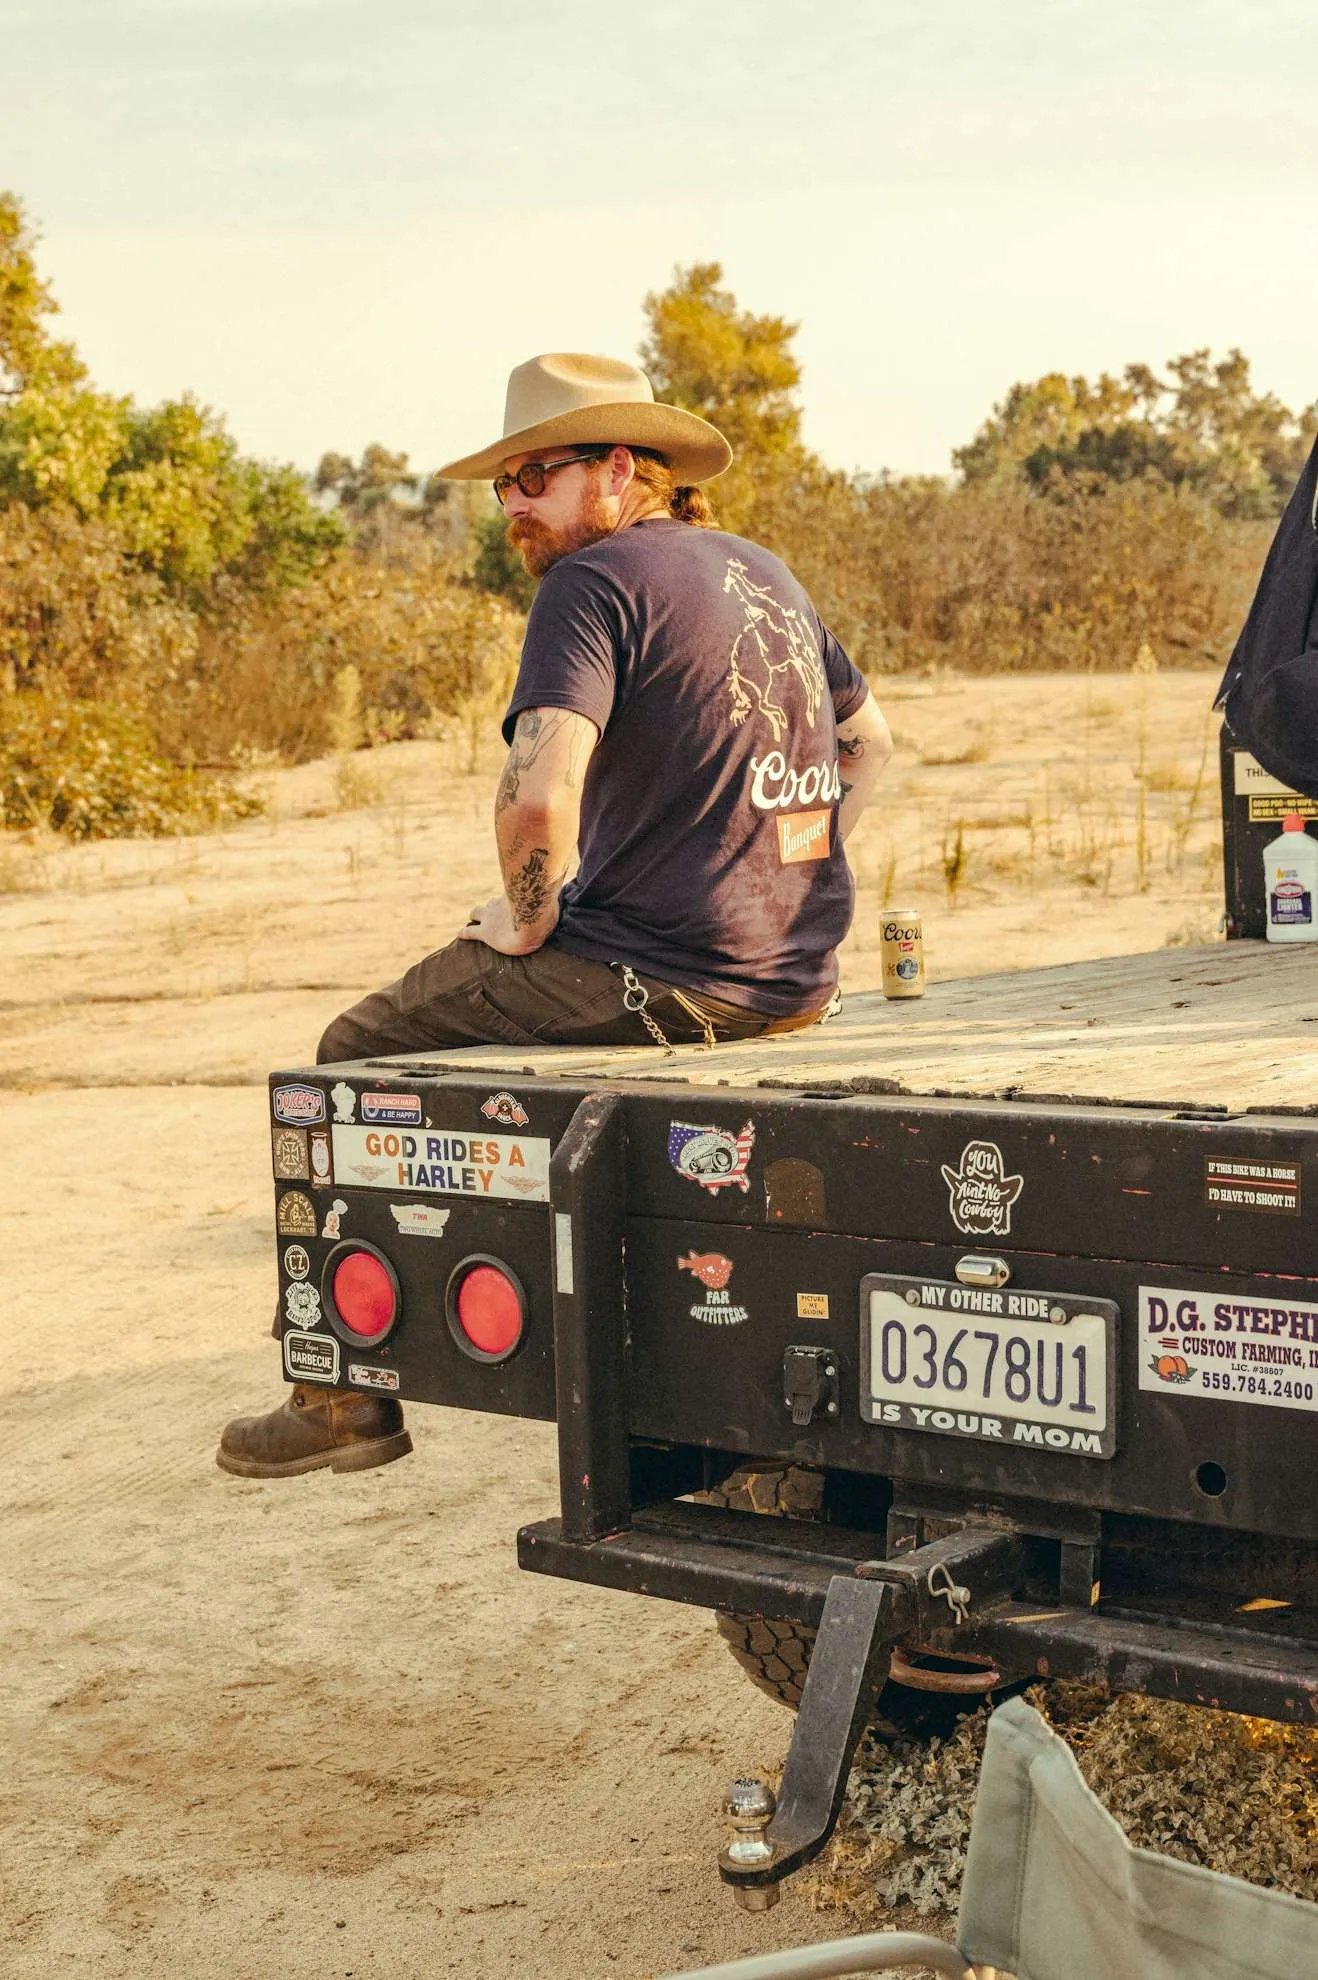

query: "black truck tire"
xmin=699 ymin=1462 xmax=980 ymax=1738
xmin=697 ymin=1461 xmax=824 ymax=1708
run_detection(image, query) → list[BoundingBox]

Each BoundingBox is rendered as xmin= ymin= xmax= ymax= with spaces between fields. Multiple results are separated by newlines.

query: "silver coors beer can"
xmin=880 ymin=908 xmax=925 ymax=999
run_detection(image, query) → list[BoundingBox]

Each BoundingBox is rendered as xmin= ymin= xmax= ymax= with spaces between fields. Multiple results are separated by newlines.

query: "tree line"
xmin=1 ymin=196 xmax=1311 ymax=838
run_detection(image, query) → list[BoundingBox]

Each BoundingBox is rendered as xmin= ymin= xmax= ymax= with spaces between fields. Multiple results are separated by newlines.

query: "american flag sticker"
xmin=667 ymin=1120 xmax=755 ymax=1194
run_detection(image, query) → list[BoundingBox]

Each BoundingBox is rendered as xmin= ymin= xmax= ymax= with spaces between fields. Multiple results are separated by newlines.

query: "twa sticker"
xmin=667 ymin=1120 xmax=755 ymax=1194
xmin=941 ymin=1140 xmax=1023 ymax=1238
xmin=678 ymin=1251 xmax=748 ymax=1326
xmin=285 ymin=1330 xmax=338 ymax=1383
xmin=481 ymin=1091 xmax=529 ymax=1128
xmin=331 ymin=1125 xmax=550 ymax=1202
xmin=330 ymin=1081 xmax=357 ymax=1124
xmin=349 ymin=1363 xmax=399 ymax=1392
xmin=276 ymin=1190 xmax=318 ymax=1236
xmin=776 ymin=808 xmax=830 ymax=864
xmin=1139 ymin=1286 xmax=1318 ymax=1414
xmin=272 ymin=1127 xmax=309 ymax=1180
xmin=272 ymin=1083 xmax=325 ymax=1126
xmin=361 ymin=1092 xmax=423 ymax=1126
xmin=389 ymin=1203 xmax=451 ymax=1238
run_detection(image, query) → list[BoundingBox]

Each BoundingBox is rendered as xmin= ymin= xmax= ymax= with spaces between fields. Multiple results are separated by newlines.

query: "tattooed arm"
xmin=459 ymin=706 xmax=600 ymax=955
xmin=835 ymin=691 xmax=893 ymax=843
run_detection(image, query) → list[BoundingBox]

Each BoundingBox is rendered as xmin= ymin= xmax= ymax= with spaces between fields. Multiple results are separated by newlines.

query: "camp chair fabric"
xmin=1215 ymin=433 xmax=1318 ymax=797
xmin=664 ymin=1697 xmax=1318 ymax=1980
xmin=957 ymin=1696 xmax=1318 ymax=1980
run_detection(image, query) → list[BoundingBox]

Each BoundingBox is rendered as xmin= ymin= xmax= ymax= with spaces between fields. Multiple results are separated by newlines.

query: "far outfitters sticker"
xmin=677 ymin=1250 xmax=748 ymax=1326
xmin=1140 ymin=1285 xmax=1318 ymax=1414
xmin=331 ymin=1124 xmax=550 ymax=1202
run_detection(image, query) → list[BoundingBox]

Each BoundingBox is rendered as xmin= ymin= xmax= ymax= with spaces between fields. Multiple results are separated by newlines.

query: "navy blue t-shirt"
xmin=502 ymin=518 xmax=868 ymax=1015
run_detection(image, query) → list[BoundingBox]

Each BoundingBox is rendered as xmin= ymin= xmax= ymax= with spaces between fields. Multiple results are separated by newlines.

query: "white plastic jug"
xmin=1263 ymin=813 xmax=1318 ymax=942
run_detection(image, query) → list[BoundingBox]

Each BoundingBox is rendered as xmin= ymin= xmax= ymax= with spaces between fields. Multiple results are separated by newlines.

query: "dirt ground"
xmin=2 ymin=672 xmax=1226 ymax=1978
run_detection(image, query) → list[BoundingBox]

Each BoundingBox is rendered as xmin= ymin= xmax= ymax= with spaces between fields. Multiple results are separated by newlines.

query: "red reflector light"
xmin=332 ymin=1249 xmax=397 ymax=1340
xmin=453 ymin=1263 xmax=524 ymax=1360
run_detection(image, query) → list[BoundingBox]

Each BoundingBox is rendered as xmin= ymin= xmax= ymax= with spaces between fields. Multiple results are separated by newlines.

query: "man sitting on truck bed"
xmin=217 ymin=351 xmax=892 ymax=1479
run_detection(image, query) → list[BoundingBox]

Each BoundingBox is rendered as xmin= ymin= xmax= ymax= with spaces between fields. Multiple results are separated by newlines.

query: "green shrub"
xmin=0 ymin=691 xmax=262 ymax=839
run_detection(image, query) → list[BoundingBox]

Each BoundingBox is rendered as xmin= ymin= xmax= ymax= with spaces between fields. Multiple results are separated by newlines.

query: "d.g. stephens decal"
xmin=667 ymin=1120 xmax=755 ymax=1194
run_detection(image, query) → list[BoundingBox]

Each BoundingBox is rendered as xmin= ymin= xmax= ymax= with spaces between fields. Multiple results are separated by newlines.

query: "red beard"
xmin=507 ymin=491 xmax=614 ymax=578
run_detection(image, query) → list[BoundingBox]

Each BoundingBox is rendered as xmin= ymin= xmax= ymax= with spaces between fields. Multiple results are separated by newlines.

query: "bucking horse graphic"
xmin=723 ymin=559 xmax=827 ymax=741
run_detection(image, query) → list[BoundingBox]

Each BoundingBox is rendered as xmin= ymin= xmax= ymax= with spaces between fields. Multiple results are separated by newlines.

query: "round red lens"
xmin=332 ymin=1249 xmax=396 ymax=1339
xmin=454 ymin=1264 xmax=523 ymax=1358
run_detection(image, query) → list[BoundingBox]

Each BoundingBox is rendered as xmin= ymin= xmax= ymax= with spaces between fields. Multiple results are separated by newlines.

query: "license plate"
xmin=860 ymin=1274 xmax=1118 ymax=1459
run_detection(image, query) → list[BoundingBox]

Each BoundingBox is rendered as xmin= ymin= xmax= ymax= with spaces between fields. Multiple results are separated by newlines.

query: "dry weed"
xmin=805 ymin=1683 xmax=1318 ymax=1930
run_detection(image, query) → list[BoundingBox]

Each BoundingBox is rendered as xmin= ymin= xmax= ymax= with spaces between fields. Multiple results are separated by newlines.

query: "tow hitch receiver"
xmin=718 ymin=1527 xmax=1023 ymax=1907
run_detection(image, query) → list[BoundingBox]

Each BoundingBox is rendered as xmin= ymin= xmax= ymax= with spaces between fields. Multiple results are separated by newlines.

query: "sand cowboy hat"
xmin=436 ymin=352 xmax=733 ymax=484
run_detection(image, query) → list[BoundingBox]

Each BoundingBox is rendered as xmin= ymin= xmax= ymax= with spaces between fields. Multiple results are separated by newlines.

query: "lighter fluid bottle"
xmin=1264 ymin=813 xmax=1318 ymax=942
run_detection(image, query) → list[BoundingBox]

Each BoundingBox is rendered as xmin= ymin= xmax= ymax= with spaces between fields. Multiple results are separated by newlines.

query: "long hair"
xmin=628 ymin=447 xmax=718 ymax=527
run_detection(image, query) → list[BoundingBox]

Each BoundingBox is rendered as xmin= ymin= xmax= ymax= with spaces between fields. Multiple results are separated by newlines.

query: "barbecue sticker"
xmin=677 ymin=1251 xmax=748 ymax=1326
xmin=272 ymin=1083 xmax=325 ymax=1126
xmin=667 ymin=1120 xmax=755 ymax=1194
xmin=941 ymin=1140 xmax=1023 ymax=1237
xmin=1139 ymin=1285 xmax=1318 ymax=1414
xmin=1204 ymin=1156 xmax=1300 ymax=1216
xmin=331 ymin=1124 xmax=550 ymax=1202
xmin=276 ymin=1190 xmax=318 ymax=1236
xmin=285 ymin=1329 xmax=338 ymax=1383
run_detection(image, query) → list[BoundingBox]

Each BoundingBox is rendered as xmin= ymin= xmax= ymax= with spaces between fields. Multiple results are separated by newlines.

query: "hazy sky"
xmin=6 ymin=0 xmax=1318 ymax=480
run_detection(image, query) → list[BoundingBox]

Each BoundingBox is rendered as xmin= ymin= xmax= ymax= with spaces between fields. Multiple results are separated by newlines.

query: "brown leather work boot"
xmin=216 ymin=1384 xmax=413 ymax=1479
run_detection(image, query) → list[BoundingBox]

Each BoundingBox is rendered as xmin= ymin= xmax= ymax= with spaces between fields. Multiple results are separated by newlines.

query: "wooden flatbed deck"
xmin=407 ymin=944 xmax=1316 ymax=1112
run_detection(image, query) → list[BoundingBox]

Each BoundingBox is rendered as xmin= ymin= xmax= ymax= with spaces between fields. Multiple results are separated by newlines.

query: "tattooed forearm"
xmin=837 ymin=735 xmax=866 ymax=759
xmin=507 ymin=846 xmax=563 ymax=928
xmin=840 ymin=779 xmax=854 ymax=798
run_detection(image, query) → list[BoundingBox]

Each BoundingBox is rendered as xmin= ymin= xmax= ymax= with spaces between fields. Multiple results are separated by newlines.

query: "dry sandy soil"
xmin=1 ymin=672 xmax=1226 ymax=1979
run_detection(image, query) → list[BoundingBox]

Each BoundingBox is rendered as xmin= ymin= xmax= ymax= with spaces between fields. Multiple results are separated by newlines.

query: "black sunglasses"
xmin=492 ymin=449 xmax=607 ymax=506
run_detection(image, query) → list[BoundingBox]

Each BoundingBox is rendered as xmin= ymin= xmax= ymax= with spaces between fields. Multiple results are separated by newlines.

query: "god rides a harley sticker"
xmin=942 ymin=1140 xmax=1023 ymax=1238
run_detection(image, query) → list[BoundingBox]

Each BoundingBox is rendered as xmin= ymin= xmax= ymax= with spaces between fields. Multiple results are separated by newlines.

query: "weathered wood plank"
xmin=382 ymin=945 xmax=1317 ymax=1111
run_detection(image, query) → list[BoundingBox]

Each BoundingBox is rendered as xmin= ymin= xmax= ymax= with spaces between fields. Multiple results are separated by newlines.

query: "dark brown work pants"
xmin=316 ymin=935 xmax=824 ymax=1065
